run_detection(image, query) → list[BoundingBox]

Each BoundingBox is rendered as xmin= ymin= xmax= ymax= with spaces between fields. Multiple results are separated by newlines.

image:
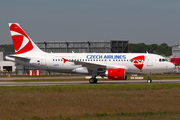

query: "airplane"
xmin=6 ymin=23 xmax=175 ymax=83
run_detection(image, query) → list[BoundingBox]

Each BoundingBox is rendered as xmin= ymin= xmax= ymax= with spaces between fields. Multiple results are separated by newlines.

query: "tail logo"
xmin=131 ymin=55 xmax=145 ymax=70
xmin=9 ymin=24 xmax=33 ymax=54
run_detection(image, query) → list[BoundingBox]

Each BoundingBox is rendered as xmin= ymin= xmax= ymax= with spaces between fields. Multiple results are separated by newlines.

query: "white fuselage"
xmin=12 ymin=52 xmax=175 ymax=75
xmin=7 ymin=23 xmax=176 ymax=83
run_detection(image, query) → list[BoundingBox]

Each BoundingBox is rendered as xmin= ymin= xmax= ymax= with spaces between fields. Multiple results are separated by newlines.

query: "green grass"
xmin=0 ymin=78 xmax=88 ymax=82
xmin=0 ymin=74 xmax=84 ymax=77
xmin=1 ymin=83 xmax=180 ymax=120
xmin=0 ymin=83 xmax=180 ymax=92
xmin=0 ymin=73 xmax=180 ymax=79
xmin=136 ymin=74 xmax=180 ymax=80
xmin=0 ymin=74 xmax=180 ymax=82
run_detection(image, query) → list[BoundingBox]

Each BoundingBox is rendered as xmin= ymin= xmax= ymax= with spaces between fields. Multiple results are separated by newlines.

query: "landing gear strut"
xmin=147 ymin=74 xmax=152 ymax=83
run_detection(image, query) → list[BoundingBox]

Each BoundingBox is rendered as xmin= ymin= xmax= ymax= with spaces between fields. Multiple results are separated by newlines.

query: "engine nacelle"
xmin=105 ymin=68 xmax=126 ymax=80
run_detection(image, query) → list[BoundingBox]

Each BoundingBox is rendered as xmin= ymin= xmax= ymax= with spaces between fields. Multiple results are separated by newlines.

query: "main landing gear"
xmin=89 ymin=77 xmax=98 ymax=84
xmin=147 ymin=74 xmax=152 ymax=83
xmin=89 ymin=71 xmax=98 ymax=84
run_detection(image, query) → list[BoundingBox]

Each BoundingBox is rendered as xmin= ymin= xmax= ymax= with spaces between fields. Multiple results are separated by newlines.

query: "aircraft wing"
xmin=67 ymin=59 xmax=128 ymax=72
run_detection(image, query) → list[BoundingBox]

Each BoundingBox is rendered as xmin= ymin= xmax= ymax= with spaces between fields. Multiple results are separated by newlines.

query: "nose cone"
xmin=168 ymin=63 xmax=176 ymax=71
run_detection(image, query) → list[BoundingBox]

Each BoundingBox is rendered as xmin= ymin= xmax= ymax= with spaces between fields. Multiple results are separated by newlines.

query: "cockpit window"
xmin=159 ymin=59 xmax=168 ymax=62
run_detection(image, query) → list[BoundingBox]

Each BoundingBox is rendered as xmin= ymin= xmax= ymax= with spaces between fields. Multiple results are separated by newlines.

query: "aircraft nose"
xmin=168 ymin=63 xmax=176 ymax=70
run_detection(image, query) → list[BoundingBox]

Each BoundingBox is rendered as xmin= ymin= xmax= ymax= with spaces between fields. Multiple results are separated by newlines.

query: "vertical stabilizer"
xmin=9 ymin=23 xmax=43 ymax=54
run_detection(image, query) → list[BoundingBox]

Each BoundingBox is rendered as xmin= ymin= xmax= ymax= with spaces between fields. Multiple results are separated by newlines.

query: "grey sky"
xmin=1 ymin=0 xmax=180 ymax=46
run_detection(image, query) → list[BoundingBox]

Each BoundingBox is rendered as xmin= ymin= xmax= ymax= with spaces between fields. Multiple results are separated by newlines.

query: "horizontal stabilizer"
xmin=6 ymin=54 xmax=30 ymax=60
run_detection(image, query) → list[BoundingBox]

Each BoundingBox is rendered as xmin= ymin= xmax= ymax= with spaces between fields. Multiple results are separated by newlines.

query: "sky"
xmin=0 ymin=0 xmax=180 ymax=46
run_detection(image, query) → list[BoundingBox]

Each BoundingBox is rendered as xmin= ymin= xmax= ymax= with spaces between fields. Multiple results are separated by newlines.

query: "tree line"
xmin=1 ymin=44 xmax=14 ymax=53
xmin=129 ymin=43 xmax=172 ymax=56
xmin=1 ymin=43 xmax=172 ymax=56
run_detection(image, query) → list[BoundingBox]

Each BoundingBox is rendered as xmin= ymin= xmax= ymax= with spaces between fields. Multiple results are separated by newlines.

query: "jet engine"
xmin=105 ymin=68 xmax=127 ymax=80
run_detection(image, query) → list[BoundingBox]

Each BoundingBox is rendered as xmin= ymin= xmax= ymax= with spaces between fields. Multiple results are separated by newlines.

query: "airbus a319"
xmin=6 ymin=23 xmax=175 ymax=83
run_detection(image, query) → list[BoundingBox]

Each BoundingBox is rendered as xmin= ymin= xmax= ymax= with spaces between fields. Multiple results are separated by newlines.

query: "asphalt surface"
xmin=0 ymin=79 xmax=180 ymax=86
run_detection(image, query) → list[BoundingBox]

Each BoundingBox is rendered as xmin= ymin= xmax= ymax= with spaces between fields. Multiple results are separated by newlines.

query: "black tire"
xmin=125 ymin=75 xmax=127 ymax=80
xmin=89 ymin=78 xmax=95 ymax=83
xmin=94 ymin=78 xmax=98 ymax=83
xmin=150 ymin=79 xmax=152 ymax=83
xmin=89 ymin=78 xmax=98 ymax=84
xmin=147 ymin=79 xmax=152 ymax=83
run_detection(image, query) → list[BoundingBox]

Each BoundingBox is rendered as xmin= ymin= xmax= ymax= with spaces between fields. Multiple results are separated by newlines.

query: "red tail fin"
xmin=9 ymin=23 xmax=43 ymax=54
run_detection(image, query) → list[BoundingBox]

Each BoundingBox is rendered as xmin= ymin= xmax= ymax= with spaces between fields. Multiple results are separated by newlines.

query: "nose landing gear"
xmin=147 ymin=79 xmax=152 ymax=83
xmin=147 ymin=74 xmax=152 ymax=83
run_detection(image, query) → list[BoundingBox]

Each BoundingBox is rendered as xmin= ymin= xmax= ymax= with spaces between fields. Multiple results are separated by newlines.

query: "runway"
xmin=0 ymin=79 xmax=180 ymax=86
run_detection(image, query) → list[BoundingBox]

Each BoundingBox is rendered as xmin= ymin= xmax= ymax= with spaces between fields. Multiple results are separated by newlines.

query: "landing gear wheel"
xmin=89 ymin=78 xmax=98 ymax=84
xmin=125 ymin=75 xmax=127 ymax=80
xmin=94 ymin=78 xmax=98 ymax=83
xmin=89 ymin=78 xmax=94 ymax=83
xmin=147 ymin=79 xmax=152 ymax=83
